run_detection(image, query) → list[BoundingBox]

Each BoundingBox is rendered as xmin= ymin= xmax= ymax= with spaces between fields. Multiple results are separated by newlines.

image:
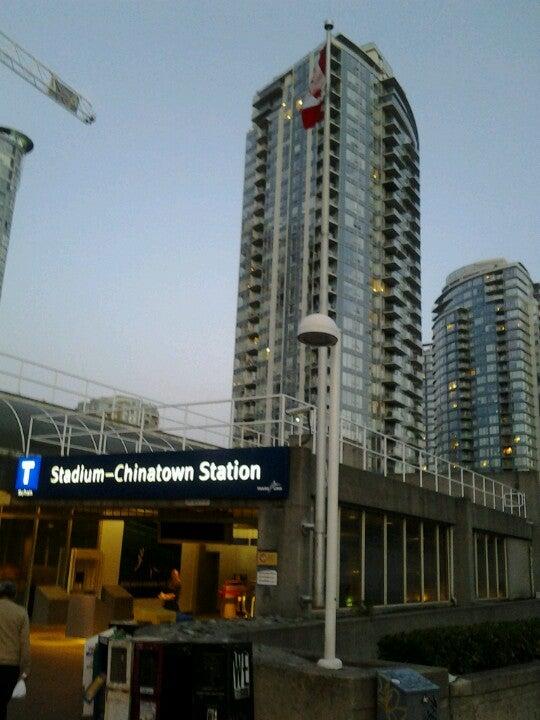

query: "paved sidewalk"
xmin=8 ymin=628 xmax=84 ymax=720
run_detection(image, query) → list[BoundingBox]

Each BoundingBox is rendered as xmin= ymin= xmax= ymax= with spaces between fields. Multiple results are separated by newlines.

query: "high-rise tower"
xmin=0 ymin=127 xmax=33 ymax=300
xmin=429 ymin=259 xmax=540 ymax=472
xmin=232 ymin=33 xmax=423 ymax=445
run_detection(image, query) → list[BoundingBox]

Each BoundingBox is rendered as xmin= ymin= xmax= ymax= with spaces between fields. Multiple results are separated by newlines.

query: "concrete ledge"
xmin=449 ymin=662 xmax=540 ymax=720
xmin=451 ymin=661 xmax=540 ymax=697
xmin=253 ymin=645 xmax=450 ymax=720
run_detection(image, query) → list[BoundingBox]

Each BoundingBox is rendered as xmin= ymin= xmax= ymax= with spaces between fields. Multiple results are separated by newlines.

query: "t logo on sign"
xmin=15 ymin=456 xmax=42 ymax=493
xmin=232 ymin=651 xmax=250 ymax=700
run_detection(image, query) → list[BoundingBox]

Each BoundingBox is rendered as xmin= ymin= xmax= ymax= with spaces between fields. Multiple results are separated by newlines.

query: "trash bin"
xmin=191 ymin=640 xmax=254 ymax=720
xmin=377 ymin=668 xmax=439 ymax=720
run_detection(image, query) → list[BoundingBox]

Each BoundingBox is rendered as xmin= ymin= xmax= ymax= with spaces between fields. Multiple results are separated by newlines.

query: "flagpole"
xmin=314 ymin=19 xmax=333 ymax=610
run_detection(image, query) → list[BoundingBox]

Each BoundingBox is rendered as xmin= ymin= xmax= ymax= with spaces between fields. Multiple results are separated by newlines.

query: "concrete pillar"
xmin=453 ymin=498 xmax=476 ymax=605
xmin=512 ymin=471 xmax=540 ymax=594
xmin=179 ymin=543 xmax=202 ymax=613
xmin=257 ymin=448 xmax=314 ymax=617
xmin=98 ymin=520 xmax=124 ymax=586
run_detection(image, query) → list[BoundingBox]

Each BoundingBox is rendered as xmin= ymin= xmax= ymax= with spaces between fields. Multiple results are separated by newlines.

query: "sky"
xmin=0 ymin=0 xmax=538 ymax=405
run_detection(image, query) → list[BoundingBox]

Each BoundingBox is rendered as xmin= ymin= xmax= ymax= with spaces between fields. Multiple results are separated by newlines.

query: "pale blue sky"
xmin=0 ymin=0 xmax=538 ymax=403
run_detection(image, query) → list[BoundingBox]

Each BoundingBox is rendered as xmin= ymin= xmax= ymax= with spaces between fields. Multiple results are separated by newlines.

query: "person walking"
xmin=0 ymin=581 xmax=30 ymax=720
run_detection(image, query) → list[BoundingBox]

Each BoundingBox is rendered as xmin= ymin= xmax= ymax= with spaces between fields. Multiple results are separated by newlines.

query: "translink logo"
xmin=15 ymin=455 xmax=42 ymax=495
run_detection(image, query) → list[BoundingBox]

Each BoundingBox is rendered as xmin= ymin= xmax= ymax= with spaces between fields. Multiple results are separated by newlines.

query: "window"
xmin=474 ymin=532 xmax=507 ymax=600
xmin=386 ymin=516 xmax=404 ymax=604
xmin=339 ymin=510 xmax=362 ymax=607
xmin=364 ymin=512 xmax=384 ymax=605
xmin=339 ymin=511 xmax=453 ymax=608
xmin=406 ymin=518 xmax=422 ymax=602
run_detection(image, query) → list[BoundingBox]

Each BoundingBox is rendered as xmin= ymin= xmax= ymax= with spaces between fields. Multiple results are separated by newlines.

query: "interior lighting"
xmin=514 ymin=436 xmax=521 ymax=444
xmin=502 ymin=446 xmax=513 ymax=456
xmin=281 ymin=101 xmax=287 ymax=108
xmin=285 ymin=110 xmax=292 ymax=121
xmin=295 ymin=98 xmax=303 ymax=110
xmin=265 ymin=347 xmax=271 ymax=354
xmin=448 ymin=381 xmax=458 ymax=391
xmin=480 ymin=459 xmax=489 ymax=468
xmin=446 ymin=323 xmax=455 ymax=331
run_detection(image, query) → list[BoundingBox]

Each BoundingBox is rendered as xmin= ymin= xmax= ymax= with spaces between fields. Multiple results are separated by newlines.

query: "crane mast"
xmin=0 ymin=28 xmax=95 ymax=124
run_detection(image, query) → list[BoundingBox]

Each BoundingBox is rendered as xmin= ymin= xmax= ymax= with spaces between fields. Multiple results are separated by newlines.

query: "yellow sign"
xmin=257 ymin=551 xmax=278 ymax=567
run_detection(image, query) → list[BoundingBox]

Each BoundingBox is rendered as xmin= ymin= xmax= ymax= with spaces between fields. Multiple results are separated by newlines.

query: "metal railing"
xmin=0 ymin=351 xmax=526 ymax=517
xmin=339 ymin=419 xmax=526 ymax=517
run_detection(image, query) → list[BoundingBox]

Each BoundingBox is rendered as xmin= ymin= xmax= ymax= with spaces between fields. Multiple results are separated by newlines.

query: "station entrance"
xmin=118 ymin=507 xmax=259 ymax=620
xmin=0 ymin=503 xmax=260 ymax=622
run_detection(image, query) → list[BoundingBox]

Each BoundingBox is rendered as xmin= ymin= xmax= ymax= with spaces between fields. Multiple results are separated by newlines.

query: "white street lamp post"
xmin=298 ymin=313 xmax=343 ymax=670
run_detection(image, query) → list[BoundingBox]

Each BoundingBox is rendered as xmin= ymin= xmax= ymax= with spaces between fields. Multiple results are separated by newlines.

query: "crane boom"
xmin=0 ymin=29 xmax=95 ymax=124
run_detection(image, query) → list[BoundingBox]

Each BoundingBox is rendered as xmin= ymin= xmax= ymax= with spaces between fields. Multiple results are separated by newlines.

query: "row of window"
xmin=474 ymin=532 xmax=507 ymax=599
xmin=339 ymin=509 xmax=451 ymax=607
xmin=339 ymin=510 xmax=520 ymax=609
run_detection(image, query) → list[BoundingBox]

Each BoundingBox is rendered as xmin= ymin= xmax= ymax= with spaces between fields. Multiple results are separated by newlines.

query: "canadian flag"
xmin=300 ymin=47 xmax=326 ymax=129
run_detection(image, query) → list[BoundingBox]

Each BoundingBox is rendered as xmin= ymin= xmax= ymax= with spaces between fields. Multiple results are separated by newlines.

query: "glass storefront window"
xmin=364 ymin=512 xmax=384 ymax=605
xmin=339 ymin=509 xmax=453 ymax=608
xmin=496 ymin=537 xmax=507 ymax=597
xmin=474 ymin=532 xmax=508 ymax=600
xmin=439 ymin=527 xmax=449 ymax=601
xmin=476 ymin=533 xmax=487 ymax=598
xmin=487 ymin=535 xmax=497 ymax=599
xmin=339 ymin=509 xmax=362 ymax=607
xmin=406 ymin=518 xmax=421 ymax=603
xmin=423 ymin=523 xmax=437 ymax=602
xmin=386 ymin=516 xmax=404 ymax=604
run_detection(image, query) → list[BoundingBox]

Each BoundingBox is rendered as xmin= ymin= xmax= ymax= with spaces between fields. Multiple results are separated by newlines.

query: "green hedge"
xmin=378 ymin=619 xmax=540 ymax=675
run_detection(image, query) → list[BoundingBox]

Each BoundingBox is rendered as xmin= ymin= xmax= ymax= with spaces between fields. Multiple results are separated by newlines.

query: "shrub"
xmin=378 ymin=618 xmax=540 ymax=675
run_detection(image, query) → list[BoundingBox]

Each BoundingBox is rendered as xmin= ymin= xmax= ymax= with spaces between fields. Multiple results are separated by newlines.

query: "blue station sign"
xmin=14 ymin=447 xmax=290 ymax=502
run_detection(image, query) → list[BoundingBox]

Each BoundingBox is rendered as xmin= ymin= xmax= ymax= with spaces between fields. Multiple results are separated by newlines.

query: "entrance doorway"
xmin=196 ymin=551 xmax=220 ymax=614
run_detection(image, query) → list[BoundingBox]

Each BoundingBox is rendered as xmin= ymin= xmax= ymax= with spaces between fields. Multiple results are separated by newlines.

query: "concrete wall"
xmin=256 ymin=448 xmax=313 ymax=617
xmin=506 ymin=538 xmax=533 ymax=599
xmin=253 ymin=646 xmax=540 ymax=720
xmin=257 ymin=448 xmax=534 ymax=616
xmin=449 ymin=662 xmax=540 ymax=720
xmin=253 ymin=645 xmax=449 ymax=720
xmin=512 ymin=470 xmax=540 ymax=592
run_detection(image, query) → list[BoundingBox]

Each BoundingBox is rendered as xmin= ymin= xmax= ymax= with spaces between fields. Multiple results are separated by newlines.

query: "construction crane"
xmin=0 ymin=28 xmax=95 ymax=124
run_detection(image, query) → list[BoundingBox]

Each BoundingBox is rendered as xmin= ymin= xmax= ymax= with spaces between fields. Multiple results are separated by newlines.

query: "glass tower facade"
xmin=429 ymin=259 xmax=540 ymax=472
xmin=233 ymin=34 xmax=423 ymax=444
xmin=0 ymin=127 xmax=33 ymax=301
xmin=422 ymin=343 xmax=436 ymax=457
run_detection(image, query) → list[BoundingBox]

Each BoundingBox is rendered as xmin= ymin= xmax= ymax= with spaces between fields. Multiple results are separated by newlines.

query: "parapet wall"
xmin=253 ymin=646 xmax=540 ymax=720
